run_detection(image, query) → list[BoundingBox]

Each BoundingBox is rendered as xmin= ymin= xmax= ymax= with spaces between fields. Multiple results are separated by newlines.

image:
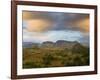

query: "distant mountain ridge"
xmin=41 ymin=40 xmax=83 ymax=49
xmin=23 ymin=40 xmax=87 ymax=50
xmin=23 ymin=42 xmax=39 ymax=48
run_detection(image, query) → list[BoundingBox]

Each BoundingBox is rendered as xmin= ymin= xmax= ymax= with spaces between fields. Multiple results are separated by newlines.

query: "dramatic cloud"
xmin=23 ymin=11 xmax=89 ymax=32
xmin=23 ymin=11 xmax=54 ymax=32
xmin=22 ymin=11 xmax=90 ymax=45
xmin=74 ymin=18 xmax=89 ymax=32
xmin=23 ymin=11 xmax=35 ymax=20
xmin=26 ymin=19 xmax=53 ymax=32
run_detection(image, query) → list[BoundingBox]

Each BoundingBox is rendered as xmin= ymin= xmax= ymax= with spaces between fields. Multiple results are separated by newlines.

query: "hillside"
xmin=23 ymin=40 xmax=89 ymax=68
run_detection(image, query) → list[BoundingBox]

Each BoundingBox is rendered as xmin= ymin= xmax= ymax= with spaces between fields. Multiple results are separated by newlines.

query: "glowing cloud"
xmin=73 ymin=18 xmax=89 ymax=32
xmin=26 ymin=19 xmax=53 ymax=32
xmin=23 ymin=11 xmax=33 ymax=20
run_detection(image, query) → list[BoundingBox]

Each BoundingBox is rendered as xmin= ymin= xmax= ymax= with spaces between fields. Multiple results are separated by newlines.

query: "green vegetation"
xmin=23 ymin=44 xmax=89 ymax=68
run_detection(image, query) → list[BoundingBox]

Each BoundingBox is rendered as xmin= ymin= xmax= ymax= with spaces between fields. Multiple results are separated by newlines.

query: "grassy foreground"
xmin=23 ymin=44 xmax=89 ymax=68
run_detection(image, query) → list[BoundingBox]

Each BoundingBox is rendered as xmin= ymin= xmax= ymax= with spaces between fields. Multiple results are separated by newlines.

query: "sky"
xmin=22 ymin=11 xmax=90 ymax=45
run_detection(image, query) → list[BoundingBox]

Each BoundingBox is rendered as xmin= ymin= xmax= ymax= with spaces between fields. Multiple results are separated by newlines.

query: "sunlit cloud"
xmin=23 ymin=11 xmax=89 ymax=33
xmin=66 ymin=18 xmax=89 ymax=33
xmin=23 ymin=11 xmax=33 ymax=20
xmin=26 ymin=19 xmax=53 ymax=32
xmin=75 ymin=18 xmax=89 ymax=32
xmin=64 ymin=16 xmax=89 ymax=33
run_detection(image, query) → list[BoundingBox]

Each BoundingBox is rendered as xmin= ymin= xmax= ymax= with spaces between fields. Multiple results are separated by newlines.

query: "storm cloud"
xmin=22 ymin=11 xmax=90 ymax=45
xmin=23 ymin=11 xmax=89 ymax=32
